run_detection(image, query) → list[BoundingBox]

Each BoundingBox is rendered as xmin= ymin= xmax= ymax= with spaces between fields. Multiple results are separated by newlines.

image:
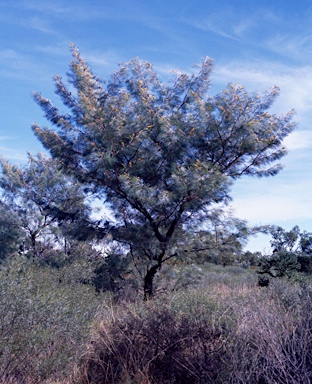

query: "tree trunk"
xmin=31 ymin=232 xmax=38 ymax=257
xmin=143 ymin=264 xmax=160 ymax=300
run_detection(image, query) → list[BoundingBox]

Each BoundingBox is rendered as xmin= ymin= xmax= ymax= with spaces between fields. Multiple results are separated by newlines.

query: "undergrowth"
xmin=2 ymin=261 xmax=312 ymax=383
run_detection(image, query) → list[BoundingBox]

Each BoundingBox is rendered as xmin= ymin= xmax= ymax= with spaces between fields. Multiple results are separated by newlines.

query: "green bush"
xmin=0 ymin=257 xmax=102 ymax=383
xmin=0 ymin=203 xmax=22 ymax=260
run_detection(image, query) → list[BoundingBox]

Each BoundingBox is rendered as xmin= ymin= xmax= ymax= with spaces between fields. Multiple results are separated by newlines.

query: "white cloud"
xmin=182 ymin=10 xmax=242 ymax=41
xmin=284 ymin=130 xmax=312 ymax=151
xmin=213 ymin=61 xmax=312 ymax=124
xmin=16 ymin=1 xmax=82 ymax=17
xmin=86 ymin=50 xmax=123 ymax=71
xmin=29 ymin=17 xmax=57 ymax=34
xmin=0 ymin=146 xmax=28 ymax=162
xmin=232 ymin=193 xmax=311 ymax=224
xmin=0 ymin=49 xmax=45 ymax=80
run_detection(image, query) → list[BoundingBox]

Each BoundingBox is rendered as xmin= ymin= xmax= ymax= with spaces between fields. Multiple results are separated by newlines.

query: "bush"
xmin=0 ymin=257 xmax=102 ymax=383
xmin=226 ymin=279 xmax=312 ymax=383
xmin=0 ymin=203 xmax=22 ymax=260
xmin=3 ymin=255 xmax=312 ymax=383
xmin=76 ymin=276 xmax=312 ymax=384
xmin=76 ymin=292 xmax=229 ymax=384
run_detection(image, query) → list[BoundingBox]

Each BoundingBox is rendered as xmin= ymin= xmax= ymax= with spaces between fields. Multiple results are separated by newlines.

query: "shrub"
xmin=225 ymin=279 xmax=312 ymax=383
xmin=76 ymin=292 xmax=230 ymax=384
xmin=76 ymin=276 xmax=312 ymax=384
xmin=0 ymin=257 xmax=102 ymax=383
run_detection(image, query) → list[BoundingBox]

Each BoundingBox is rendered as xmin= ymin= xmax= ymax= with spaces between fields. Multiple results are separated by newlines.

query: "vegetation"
xmin=31 ymin=46 xmax=294 ymax=298
xmin=2 ymin=259 xmax=312 ymax=384
xmin=0 ymin=256 xmax=102 ymax=383
xmin=76 ymin=276 xmax=312 ymax=384
xmin=1 ymin=48 xmax=312 ymax=383
xmin=258 ymin=225 xmax=312 ymax=283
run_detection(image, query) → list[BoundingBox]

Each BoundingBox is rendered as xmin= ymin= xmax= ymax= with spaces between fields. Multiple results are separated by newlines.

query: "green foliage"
xmin=32 ymin=46 xmax=295 ymax=297
xmin=0 ymin=202 xmax=22 ymax=260
xmin=187 ymin=211 xmax=250 ymax=266
xmin=258 ymin=250 xmax=300 ymax=279
xmin=300 ymin=231 xmax=312 ymax=256
xmin=0 ymin=153 xmax=93 ymax=256
xmin=92 ymin=252 xmax=132 ymax=293
xmin=270 ymin=224 xmax=300 ymax=252
xmin=257 ymin=226 xmax=312 ymax=284
xmin=0 ymin=256 xmax=102 ymax=383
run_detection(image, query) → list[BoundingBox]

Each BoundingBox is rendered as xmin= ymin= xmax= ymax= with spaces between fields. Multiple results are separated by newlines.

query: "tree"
xmin=258 ymin=250 xmax=300 ymax=280
xmin=0 ymin=202 xmax=22 ymax=260
xmin=270 ymin=225 xmax=301 ymax=253
xmin=32 ymin=46 xmax=295 ymax=298
xmin=0 ymin=153 xmax=93 ymax=257
xmin=185 ymin=210 xmax=250 ymax=266
xmin=257 ymin=225 xmax=312 ymax=281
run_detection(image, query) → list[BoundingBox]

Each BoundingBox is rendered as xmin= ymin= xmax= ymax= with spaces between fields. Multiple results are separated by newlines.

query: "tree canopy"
xmin=0 ymin=153 xmax=92 ymax=257
xmin=32 ymin=46 xmax=295 ymax=298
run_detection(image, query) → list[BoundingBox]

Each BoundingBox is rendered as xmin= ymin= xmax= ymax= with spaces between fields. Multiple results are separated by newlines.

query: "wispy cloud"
xmin=182 ymin=5 xmax=312 ymax=67
xmin=85 ymin=50 xmax=124 ymax=71
xmin=28 ymin=17 xmax=57 ymax=35
xmin=15 ymin=0 xmax=81 ymax=17
xmin=183 ymin=13 xmax=241 ymax=41
xmin=0 ymin=49 xmax=48 ymax=80
xmin=180 ymin=5 xmax=270 ymax=42
xmin=267 ymin=34 xmax=312 ymax=58
xmin=34 ymin=42 xmax=71 ymax=57
xmin=15 ymin=0 xmax=148 ymax=22
xmin=0 ymin=147 xmax=28 ymax=163
xmin=284 ymin=130 xmax=312 ymax=151
xmin=213 ymin=61 xmax=312 ymax=123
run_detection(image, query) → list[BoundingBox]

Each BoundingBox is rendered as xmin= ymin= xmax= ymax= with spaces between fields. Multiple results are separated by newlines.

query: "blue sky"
xmin=1 ymin=0 xmax=312 ymax=251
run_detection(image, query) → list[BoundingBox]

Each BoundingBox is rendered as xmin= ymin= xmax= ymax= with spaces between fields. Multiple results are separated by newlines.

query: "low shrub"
xmin=76 ymin=293 xmax=229 ymax=384
xmin=0 ymin=257 xmax=102 ymax=384
xmin=76 ymin=277 xmax=312 ymax=384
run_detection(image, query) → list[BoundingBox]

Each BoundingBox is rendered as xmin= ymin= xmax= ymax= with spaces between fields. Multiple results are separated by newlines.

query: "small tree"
xmin=32 ymin=46 xmax=295 ymax=298
xmin=185 ymin=211 xmax=249 ymax=266
xmin=257 ymin=225 xmax=312 ymax=282
xmin=0 ymin=153 xmax=92 ymax=257
xmin=270 ymin=225 xmax=301 ymax=252
xmin=0 ymin=202 xmax=22 ymax=260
